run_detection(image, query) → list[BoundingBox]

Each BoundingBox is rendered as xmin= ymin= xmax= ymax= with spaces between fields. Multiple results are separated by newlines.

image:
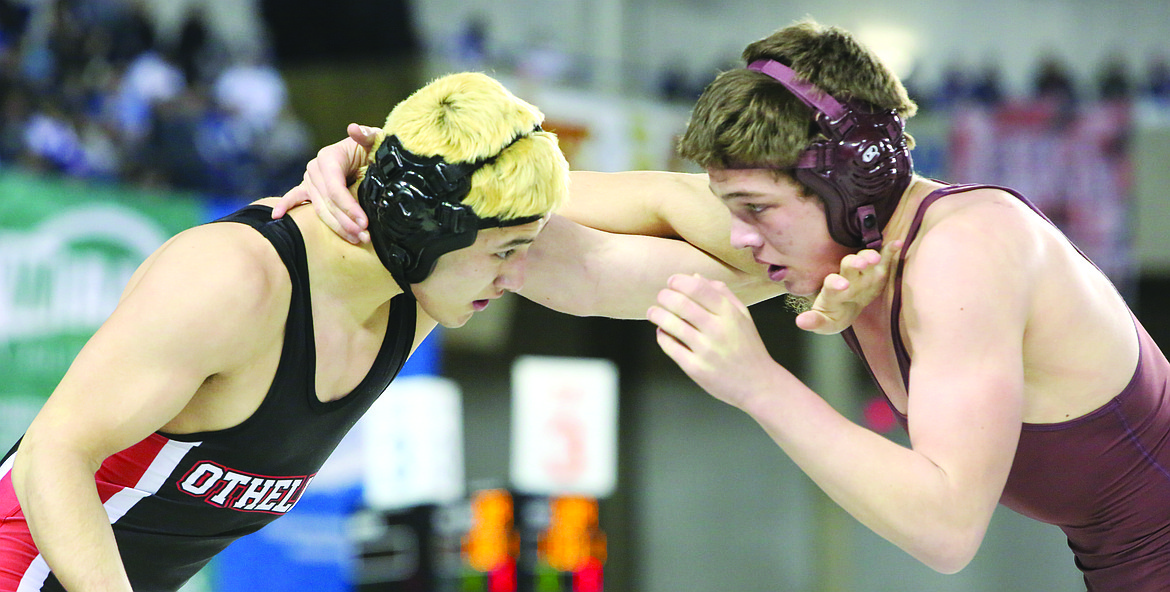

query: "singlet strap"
xmin=850 ymin=181 xmax=1122 ymax=417
xmin=210 ymin=204 xmax=416 ymax=411
xmin=889 ymin=184 xmax=1006 ymax=388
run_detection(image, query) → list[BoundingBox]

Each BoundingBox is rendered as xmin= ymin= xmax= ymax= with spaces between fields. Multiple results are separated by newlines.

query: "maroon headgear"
xmin=748 ymin=59 xmax=913 ymax=249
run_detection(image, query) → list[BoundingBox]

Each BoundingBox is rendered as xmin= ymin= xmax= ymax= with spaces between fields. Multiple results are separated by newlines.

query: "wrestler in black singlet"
xmin=1 ymin=205 xmax=416 ymax=591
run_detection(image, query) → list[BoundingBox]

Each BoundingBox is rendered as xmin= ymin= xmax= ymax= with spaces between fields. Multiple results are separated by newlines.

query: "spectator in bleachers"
xmin=1097 ymin=53 xmax=1133 ymax=101
xmin=1033 ymin=54 xmax=1078 ymax=105
xmin=1146 ymin=55 xmax=1170 ymax=101
xmin=0 ymin=0 xmax=311 ymax=203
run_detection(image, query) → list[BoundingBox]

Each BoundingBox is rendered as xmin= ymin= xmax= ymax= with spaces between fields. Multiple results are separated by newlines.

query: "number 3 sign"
xmin=509 ymin=356 xmax=618 ymax=498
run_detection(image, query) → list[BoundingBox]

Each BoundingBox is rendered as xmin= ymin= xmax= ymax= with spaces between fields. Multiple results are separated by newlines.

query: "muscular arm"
xmin=272 ymin=127 xmax=895 ymax=332
xmin=650 ymin=199 xmax=1032 ymax=572
xmin=520 ymin=214 xmax=782 ymax=319
xmin=552 ymin=170 xmax=900 ymax=329
xmin=10 ymin=226 xmax=280 ymax=591
xmin=272 ymin=130 xmax=744 ymax=265
xmin=558 ymin=170 xmax=760 ymax=275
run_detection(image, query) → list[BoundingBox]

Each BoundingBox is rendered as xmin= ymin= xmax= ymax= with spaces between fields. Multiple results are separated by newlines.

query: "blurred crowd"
xmin=0 ymin=0 xmax=312 ymax=200
xmin=657 ymin=50 xmax=1170 ymax=109
xmin=922 ymin=53 xmax=1170 ymax=110
xmin=4 ymin=0 xmax=1170 ymax=203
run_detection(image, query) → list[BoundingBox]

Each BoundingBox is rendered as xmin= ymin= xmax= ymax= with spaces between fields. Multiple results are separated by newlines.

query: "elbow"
xmin=897 ymin=483 xmax=996 ymax=574
xmin=11 ymin=432 xmax=99 ymax=498
xmin=912 ymin=527 xmax=984 ymax=575
xmin=9 ymin=438 xmax=46 ymax=505
xmin=518 ymin=290 xmax=602 ymax=319
xmin=922 ymin=548 xmax=976 ymax=575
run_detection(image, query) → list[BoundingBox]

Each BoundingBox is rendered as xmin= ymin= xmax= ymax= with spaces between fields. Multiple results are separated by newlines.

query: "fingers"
xmin=306 ymin=134 xmax=373 ymax=244
xmin=836 ymin=251 xmax=879 ymax=287
xmin=275 ymin=126 xmax=382 ymax=243
xmin=648 ymin=303 xmax=699 ymax=352
xmin=794 ymin=309 xmax=831 ymax=333
xmin=663 ymin=274 xmax=750 ymax=317
xmin=309 ymin=196 xmax=348 ymax=242
xmin=820 ymin=272 xmax=849 ymax=293
xmin=833 ymin=239 xmax=903 ymax=295
xmin=646 ymin=274 xmax=756 ymax=360
xmin=840 ymin=239 xmax=903 ymax=277
xmin=337 ymin=129 xmax=374 ymax=241
xmin=647 ymin=280 xmax=709 ymax=349
xmin=647 ymin=296 xmax=707 ymax=360
xmin=314 ymin=167 xmax=367 ymax=243
xmin=796 ymin=241 xmax=904 ymax=335
xmin=270 ymin=184 xmax=307 ymax=219
xmin=881 ymin=239 xmax=905 ymax=264
xmin=302 ymin=157 xmax=364 ymax=244
xmin=347 ymin=122 xmax=380 ymax=148
xmin=654 ymin=326 xmax=700 ymax=369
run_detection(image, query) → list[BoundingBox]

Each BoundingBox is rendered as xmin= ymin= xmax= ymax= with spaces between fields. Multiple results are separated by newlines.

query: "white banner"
xmin=510 ymin=356 xmax=618 ymax=497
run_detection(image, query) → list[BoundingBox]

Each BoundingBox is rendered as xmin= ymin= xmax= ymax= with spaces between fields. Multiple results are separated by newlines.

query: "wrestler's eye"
xmin=742 ymin=202 xmax=770 ymax=216
xmin=495 ymin=248 xmax=517 ymax=260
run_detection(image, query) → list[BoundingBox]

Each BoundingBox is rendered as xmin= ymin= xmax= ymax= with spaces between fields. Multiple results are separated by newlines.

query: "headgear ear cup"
xmin=747 ymin=60 xmax=913 ymax=249
xmin=359 ymin=131 xmax=543 ymax=291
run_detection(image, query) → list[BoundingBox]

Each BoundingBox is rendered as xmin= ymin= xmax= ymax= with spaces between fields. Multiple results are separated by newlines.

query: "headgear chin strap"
xmin=747 ymin=59 xmax=913 ymax=249
xmin=358 ymin=129 xmax=543 ymax=291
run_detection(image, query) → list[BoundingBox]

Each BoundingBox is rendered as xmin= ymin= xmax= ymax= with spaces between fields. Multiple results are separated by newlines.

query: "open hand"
xmin=271 ymin=123 xmax=379 ymax=244
xmin=795 ymin=239 xmax=903 ymax=335
xmin=647 ymin=273 xmax=782 ymax=410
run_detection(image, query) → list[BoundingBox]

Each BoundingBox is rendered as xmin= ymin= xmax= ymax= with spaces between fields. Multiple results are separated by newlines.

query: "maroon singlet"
xmin=843 ymin=184 xmax=1170 ymax=591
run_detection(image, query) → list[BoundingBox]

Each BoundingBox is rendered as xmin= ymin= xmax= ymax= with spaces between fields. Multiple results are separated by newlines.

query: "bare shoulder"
xmin=128 ymin=221 xmax=286 ymax=304
xmin=116 ymin=221 xmax=292 ymax=366
xmin=912 ymin=187 xmax=1044 ymax=267
xmin=921 ymin=187 xmax=1035 ymax=231
xmin=902 ymin=187 xmax=1043 ymax=320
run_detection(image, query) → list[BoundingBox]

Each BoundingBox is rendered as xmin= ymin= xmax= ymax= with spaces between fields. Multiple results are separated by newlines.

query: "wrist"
xmin=733 ymin=363 xmax=798 ymax=418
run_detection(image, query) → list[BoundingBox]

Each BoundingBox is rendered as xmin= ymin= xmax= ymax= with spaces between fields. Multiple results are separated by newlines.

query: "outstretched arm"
xmin=518 ymin=214 xmax=785 ymax=319
xmin=271 ymin=126 xmax=897 ymax=332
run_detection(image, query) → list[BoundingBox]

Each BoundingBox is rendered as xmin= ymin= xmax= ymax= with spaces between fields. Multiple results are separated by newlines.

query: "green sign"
xmin=0 ymin=171 xmax=206 ymax=450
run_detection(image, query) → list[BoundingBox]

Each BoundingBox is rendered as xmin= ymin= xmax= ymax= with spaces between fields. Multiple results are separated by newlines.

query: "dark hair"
xmin=678 ymin=19 xmax=917 ymax=171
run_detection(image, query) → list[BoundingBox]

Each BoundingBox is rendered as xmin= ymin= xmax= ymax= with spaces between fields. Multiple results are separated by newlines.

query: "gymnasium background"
xmin=3 ymin=0 xmax=1170 ymax=590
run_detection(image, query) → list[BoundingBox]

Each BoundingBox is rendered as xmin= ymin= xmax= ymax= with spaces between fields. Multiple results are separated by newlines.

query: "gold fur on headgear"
xmin=369 ymin=72 xmax=569 ymax=221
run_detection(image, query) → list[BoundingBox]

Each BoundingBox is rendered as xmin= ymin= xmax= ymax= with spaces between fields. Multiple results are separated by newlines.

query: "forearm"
xmin=519 ymin=215 xmax=647 ymax=319
xmin=562 ymin=171 xmax=699 ymax=236
xmin=739 ymin=374 xmax=993 ymax=573
xmin=521 ymin=216 xmax=783 ymax=319
xmin=563 ymin=171 xmax=758 ymax=273
xmin=12 ymin=443 xmax=135 ymax=592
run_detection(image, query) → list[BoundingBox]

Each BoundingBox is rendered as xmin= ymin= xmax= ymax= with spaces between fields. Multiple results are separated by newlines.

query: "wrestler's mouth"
xmin=473 ymin=299 xmax=490 ymax=311
xmin=767 ymin=265 xmax=787 ymax=282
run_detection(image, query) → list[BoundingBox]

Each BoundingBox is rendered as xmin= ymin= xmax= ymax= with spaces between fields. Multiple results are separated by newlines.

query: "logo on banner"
xmin=0 ymin=182 xmax=201 ymax=448
xmin=0 ymin=204 xmax=168 ymax=345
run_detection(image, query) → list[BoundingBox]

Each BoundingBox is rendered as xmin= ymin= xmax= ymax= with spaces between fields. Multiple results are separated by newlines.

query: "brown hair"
xmin=678 ymin=19 xmax=917 ymax=172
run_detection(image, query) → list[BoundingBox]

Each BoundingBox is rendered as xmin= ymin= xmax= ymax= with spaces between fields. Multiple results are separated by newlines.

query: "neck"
xmin=288 ymin=205 xmax=404 ymax=322
xmin=878 ymin=175 xmax=941 ymax=248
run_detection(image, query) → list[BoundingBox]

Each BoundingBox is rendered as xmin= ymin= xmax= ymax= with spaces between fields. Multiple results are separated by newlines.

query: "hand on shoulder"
xmin=271 ymin=123 xmax=378 ymax=244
